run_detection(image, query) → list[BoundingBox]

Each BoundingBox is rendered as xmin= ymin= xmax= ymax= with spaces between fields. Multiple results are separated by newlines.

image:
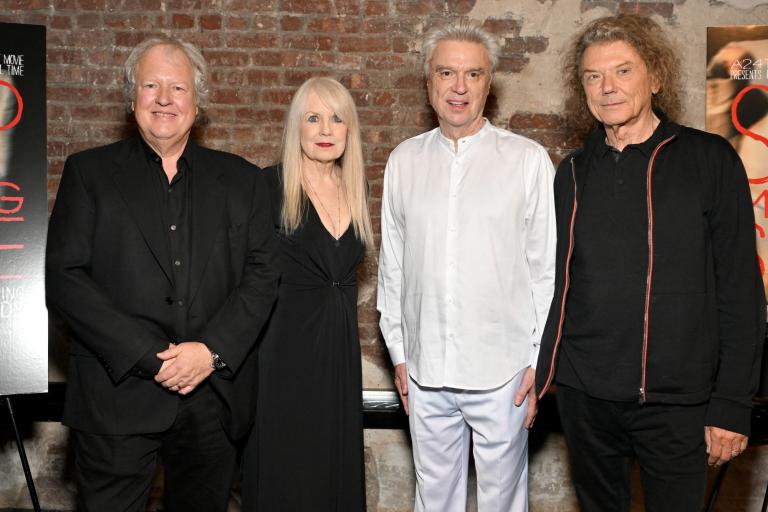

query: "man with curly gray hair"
xmin=46 ymin=36 xmax=277 ymax=512
xmin=378 ymin=22 xmax=555 ymax=511
xmin=535 ymin=15 xmax=765 ymax=511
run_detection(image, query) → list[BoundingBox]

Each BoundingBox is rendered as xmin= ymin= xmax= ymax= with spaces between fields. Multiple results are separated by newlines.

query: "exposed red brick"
xmin=508 ymin=113 xmax=564 ymax=130
xmin=445 ymin=0 xmax=475 ymax=14
xmin=280 ymin=15 xmax=304 ymax=31
xmin=234 ymin=108 xmax=285 ymax=123
xmin=339 ymin=36 xmax=389 ymax=53
xmin=349 ymin=90 xmax=370 ymax=107
xmin=262 ymin=89 xmax=294 ymax=105
xmin=394 ymin=0 xmax=433 ymax=15
xmin=304 ymin=52 xmax=336 ymax=67
xmin=394 ymin=74 xmax=422 ymax=89
xmin=200 ymin=125 xmax=232 ymax=140
xmin=367 ymin=181 xmax=383 ymax=198
xmin=226 ymin=33 xmax=278 ymax=49
xmin=49 ymin=15 xmax=72 ymax=29
xmin=363 ymin=18 xmax=388 ymax=33
xmin=504 ymin=36 xmax=549 ymax=54
xmin=132 ymin=0 xmax=163 ymax=8
xmin=521 ymin=129 xmax=582 ymax=150
xmin=210 ymin=88 xmax=248 ymax=104
xmin=200 ymin=15 xmax=222 ymax=30
xmin=115 ymin=31 xmax=156 ymax=48
xmin=392 ymin=36 xmax=410 ymax=53
xmin=345 ymin=72 xmax=368 ymax=90
xmin=483 ymin=18 xmax=522 ymax=37
xmin=307 ymin=17 xmax=361 ymax=33
xmin=337 ymin=54 xmax=363 ymax=70
xmin=365 ymin=54 xmax=405 ymax=70
xmin=182 ymin=32 xmax=225 ymax=49
xmin=205 ymin=106 xmax=237 ymax=123
xmin=104 ymin=14 xmax=154 ymax=30
xmin=76 ymin=0 xmax=106 ymax=9
xmin=399 ymin=91 xmax=427 ymax=107
xmin=371 ymin=147 xmax=392 ymax=163
xmin=362 ymin=127 xmax=393 ymax=145
xmin=335 ymin=0 xmax=361 ymax=15
xmin=283 ymin=34 xmax=335 ymax=51
xmin=74 ymin=13 xmax=99 ymax=29
xmin=366 ymin=0 xmax=389 ymax=16
xmin=284 ymin=69 xmax=314 ymax=86
xmin=225 ymin=15 xmax=250 ymax=30
xmin=20 ymin=12 xmax=49 ymax=25
xmin=278 ymin=0 xmax=331 ymax=14
xmin=171 ymin=14 xmax=195 ymax=29
xmin=252 ymin=50 xmax=301 ymax=67
xmin=371 ymin=92 xmax=397 ymax=107
xmin=222 ymin=0 xmax=276 ymax=9
xmin=1 ymin=0 xmax=47 ymax=7
xmin=359 ymin=109 xmax=394 ymax=126
xmin=252 ymin=16 xmax=280 ymax=31
xmin=47 ymin=48 xmax=80 ymax=65
xmin=496 ymin=54 xmax=529 ymax=73
xmin=163 ymin=0 xmax=204 ymax=8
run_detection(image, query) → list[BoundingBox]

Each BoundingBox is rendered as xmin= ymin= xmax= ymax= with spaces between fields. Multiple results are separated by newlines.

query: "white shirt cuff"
xmin=528 ymin=343 xmax=540 ymax=369
xmin=388 ymin=342 xmax=406 ymax=367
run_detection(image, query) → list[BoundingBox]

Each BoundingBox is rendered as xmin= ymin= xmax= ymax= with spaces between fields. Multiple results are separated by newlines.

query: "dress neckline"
xmin=308 ymin=200 xmax=352 ymax=245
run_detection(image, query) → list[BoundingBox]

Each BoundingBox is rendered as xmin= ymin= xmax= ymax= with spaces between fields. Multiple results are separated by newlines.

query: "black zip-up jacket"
xmin=535 ymin=115 xmax=766 ymax=435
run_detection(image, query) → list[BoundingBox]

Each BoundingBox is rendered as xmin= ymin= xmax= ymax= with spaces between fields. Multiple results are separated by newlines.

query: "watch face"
xmin=211 ymin=352 xmax=226 ymax=370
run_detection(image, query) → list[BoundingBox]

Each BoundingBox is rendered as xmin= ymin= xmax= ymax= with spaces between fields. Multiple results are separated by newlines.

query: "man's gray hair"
xmin=123 ymin=35 xmax=209 ymax=113
xmin=422 ymin=23 xmax=500 ymax=79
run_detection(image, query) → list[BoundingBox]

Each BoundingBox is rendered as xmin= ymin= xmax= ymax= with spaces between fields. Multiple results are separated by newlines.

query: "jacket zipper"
xmin=538 ymin=157 xmax=578 ymax=400
xmin=639 ymin=135 xmax=676 ymax=403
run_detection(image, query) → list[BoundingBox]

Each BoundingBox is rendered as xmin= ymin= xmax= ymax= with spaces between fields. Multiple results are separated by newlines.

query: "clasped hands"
xmin=154 ymin=341 xmax=213 ymax=395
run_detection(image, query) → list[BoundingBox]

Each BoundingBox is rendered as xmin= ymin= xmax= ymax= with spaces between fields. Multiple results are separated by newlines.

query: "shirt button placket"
xmin=445 ymin=154 xmax=461 ymax=375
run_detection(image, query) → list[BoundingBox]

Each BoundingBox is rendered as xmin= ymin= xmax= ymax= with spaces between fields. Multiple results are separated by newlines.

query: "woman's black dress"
xmin=244 ymin=166 xmax=366 ymax=511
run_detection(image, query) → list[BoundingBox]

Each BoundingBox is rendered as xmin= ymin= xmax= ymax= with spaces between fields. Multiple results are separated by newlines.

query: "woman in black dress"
xmin=241 ymin=77 xmax=374 ymax=511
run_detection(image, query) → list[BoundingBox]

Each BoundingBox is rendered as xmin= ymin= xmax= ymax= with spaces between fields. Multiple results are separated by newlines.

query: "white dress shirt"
xmin=377 ymin=120 xmax=556 ymax=390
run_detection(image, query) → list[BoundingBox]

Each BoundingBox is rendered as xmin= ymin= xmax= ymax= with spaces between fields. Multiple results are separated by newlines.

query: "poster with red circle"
xmin=707 ymin=26 xmax=768 ymax=299
xmin=0 ymin=22 xmax=47 ymax=396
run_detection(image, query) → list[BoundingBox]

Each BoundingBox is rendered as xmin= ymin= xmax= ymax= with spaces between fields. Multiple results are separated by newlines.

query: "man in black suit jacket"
xmin=46 ymin=36 xmax=277 ymax=512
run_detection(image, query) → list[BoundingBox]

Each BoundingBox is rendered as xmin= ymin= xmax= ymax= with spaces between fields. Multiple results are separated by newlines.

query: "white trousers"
xmin=408 ymin=369 xmax=529 ymax=512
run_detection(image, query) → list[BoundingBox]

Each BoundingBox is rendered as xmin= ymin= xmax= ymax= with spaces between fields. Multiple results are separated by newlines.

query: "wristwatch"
xmin=210 ymin=349 xmax=227 ymax=371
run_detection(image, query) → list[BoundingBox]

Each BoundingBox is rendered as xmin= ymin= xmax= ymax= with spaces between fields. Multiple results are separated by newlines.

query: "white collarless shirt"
xmin=377 ymin=120 xmax=556 ymax=390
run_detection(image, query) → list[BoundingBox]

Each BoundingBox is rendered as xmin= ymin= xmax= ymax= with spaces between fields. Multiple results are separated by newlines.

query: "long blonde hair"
xmin=280 ymin=77 xmax=373 ymax=247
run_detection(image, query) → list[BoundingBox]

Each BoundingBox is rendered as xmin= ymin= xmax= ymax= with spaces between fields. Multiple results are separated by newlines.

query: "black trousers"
xmin=556 ymin=385 xmax=708 ymax=512
xmin=73 ymin=385 xmax=236 ymax=512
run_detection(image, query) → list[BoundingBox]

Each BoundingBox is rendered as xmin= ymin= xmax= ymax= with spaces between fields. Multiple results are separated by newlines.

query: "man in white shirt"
xmin=377 ymin=23 xmax=556 ymax=512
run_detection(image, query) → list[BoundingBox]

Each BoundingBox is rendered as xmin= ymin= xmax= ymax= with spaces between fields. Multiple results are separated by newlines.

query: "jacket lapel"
xmin=111 ymin=138 xmax=174 ymax=284
xmin=188 ymin=142 xmax=226 ymax=303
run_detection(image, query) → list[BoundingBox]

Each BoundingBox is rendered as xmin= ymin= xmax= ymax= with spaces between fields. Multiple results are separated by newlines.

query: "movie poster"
xmin=0 ymin=23 xmax=47 ymax=396
xmin=706 ymin=25 xmax=768 ymax=299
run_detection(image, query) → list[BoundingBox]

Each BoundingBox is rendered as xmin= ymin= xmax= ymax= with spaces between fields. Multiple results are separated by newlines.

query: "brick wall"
xmin=1 ymin=0 xmax=676 ymax=383
xmin=5 ymin=3 xmax=768 ymax=511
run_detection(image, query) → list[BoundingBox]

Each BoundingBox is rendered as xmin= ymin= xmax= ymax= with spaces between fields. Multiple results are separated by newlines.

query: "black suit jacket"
xmin=46 ymin=136 xmax=278 ymax=440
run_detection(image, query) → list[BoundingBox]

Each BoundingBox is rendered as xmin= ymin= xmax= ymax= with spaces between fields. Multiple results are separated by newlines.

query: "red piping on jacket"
xmin=537 ymin=158 xmax=578 ymax=401
xmin=639 ymin=135 xmax=676 ymax=403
